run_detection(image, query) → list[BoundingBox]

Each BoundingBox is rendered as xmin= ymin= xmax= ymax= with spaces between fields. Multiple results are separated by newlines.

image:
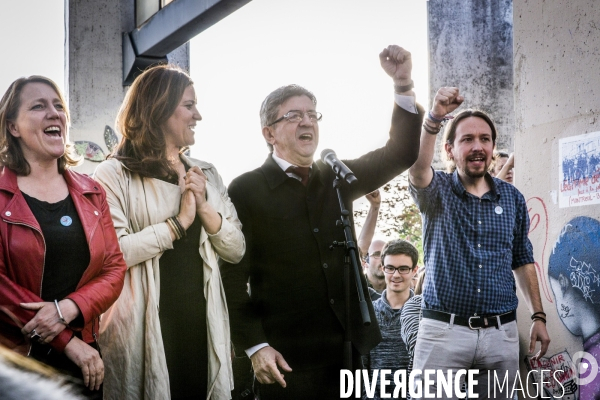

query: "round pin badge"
xmin=60 ymin=216 xmax=72 ymax=226
xmin=495 ymin=206 xmax=503 ymax=215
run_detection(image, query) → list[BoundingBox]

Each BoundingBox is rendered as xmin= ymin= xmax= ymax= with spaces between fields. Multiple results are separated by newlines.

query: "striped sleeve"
xmin=400 ymin=295 xmax=422 ymax=359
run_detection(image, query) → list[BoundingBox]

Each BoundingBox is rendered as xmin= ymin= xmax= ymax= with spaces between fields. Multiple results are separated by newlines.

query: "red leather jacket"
xmin=0 ymin=166 xmax=126 ymax=353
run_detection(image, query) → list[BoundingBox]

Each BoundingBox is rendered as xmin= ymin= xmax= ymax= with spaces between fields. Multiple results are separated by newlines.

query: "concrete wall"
xmin=167 ymin=42 xmax=191 ymax=74
xmin=67 ymin=0 xmax=189 ymax=175
xmin=428 ymin=0 xmax=514 ymax=168
xmin=67 ymin=0 xmax=134 ymax=174
xmin=513 ymin=1 xmax=600 ymax=398
xmin=427 ymin=0 xmax=600 ymax=395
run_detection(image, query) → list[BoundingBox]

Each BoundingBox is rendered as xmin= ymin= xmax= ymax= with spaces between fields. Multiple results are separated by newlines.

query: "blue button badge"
xmin=60 ymin=216 xmax=73 ymax=226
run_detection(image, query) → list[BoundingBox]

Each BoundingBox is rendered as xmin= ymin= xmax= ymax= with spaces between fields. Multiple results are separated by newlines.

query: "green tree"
xmin=353 ymin=172 xmax=423 ymax=262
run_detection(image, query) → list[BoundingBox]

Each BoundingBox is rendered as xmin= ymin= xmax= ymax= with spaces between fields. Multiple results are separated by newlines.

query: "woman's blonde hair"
xmin=0 ymin=76 xmax=81 ymax=175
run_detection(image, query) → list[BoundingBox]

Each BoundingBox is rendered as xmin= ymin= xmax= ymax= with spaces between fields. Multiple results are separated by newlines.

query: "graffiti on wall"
xmin=74 ymin=125 xmax=119 ymax=162
xmin=548 ymin=216 xmax=600 ymax=399
xmin=525 ymin=350 xmax=578 ymax=399
xmin=526 ymin=196 xmax=553 ymax=303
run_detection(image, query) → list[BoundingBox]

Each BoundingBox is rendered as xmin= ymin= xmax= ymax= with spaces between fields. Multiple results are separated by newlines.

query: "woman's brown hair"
xmin=112 ymin=64 xmax=193 ymax=183
xmin=0 ymin=76 xmax=81 ymax=175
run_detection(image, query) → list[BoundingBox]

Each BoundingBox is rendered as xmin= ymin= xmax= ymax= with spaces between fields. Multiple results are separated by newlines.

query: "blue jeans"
xmin=411 ymin=317 xmax=519 ymax=400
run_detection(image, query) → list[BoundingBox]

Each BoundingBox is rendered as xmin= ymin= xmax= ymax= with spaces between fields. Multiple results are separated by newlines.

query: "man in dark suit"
xmin=221 ymin=45 xmax=424 ymax=399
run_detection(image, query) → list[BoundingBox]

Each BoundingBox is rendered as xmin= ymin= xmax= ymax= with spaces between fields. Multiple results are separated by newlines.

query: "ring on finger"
xmin=30 ymin=329 xmax=41 ymax=341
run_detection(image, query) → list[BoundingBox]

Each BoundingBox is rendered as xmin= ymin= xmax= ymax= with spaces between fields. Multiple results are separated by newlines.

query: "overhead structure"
xmin=67 ymin=0 xmax=252 ymax=174
xmin=123 ymin=0 xmax=252 ymax=84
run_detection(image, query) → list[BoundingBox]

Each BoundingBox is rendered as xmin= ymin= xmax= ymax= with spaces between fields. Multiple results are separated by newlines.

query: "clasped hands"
xmin=177 ymin=166 xmax=210 ymax=229
xmin=20 ymin=298 xmax=77 ymax=344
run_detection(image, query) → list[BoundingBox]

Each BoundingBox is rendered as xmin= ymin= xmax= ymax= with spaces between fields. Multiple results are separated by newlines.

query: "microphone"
xmin=320 ymin=149 xmax=358 ymax=185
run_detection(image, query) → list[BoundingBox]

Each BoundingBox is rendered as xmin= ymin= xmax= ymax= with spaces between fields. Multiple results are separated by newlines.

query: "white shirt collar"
xmin=271 ymin=152 xmax=312 ymax=180
xmin=271 ymin=152 xmax=295 ymax=172
xmin=271 ymin=152 xmax=313 ymax=171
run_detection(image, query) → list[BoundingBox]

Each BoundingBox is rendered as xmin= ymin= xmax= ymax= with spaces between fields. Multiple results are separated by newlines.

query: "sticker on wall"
xmin=74 ymin=140 xmax=106 ymax=162
xmin=559 ymin=130 xmax=600 ymax=208
xmin=525 ymin=350 xmax=578 ymax=399
xmin=104 ymin=125 xmax=119 ymax=152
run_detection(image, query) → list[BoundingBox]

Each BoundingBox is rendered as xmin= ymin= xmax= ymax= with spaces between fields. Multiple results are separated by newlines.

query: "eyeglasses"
xmin=382 ymin=265 xmax=415 ymax=275
xmin=268 ymin=110 xmax=323 ymax=126
xmin=365 ymin=251 xmax=381 ymax=263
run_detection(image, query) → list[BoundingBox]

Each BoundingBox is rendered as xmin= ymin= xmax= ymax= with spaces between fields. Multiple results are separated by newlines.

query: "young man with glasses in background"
xmin=365 ymin=239 xmax=419 ymax=399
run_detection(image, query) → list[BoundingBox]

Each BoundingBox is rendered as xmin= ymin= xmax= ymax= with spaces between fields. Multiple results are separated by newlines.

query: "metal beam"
xmin=123 ymin=0 xmax=251 ymax=85
xmin=123 ymin=33 xmax=168 ymax=86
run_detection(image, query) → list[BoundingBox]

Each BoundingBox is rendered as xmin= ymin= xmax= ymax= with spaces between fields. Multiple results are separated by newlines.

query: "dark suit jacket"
xmin=221 ymin=103 xmax=424 ymax=372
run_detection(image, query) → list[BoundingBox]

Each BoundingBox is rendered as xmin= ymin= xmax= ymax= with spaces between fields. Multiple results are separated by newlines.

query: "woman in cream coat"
xmin=94 ymin=65 xmax=245 ymax=400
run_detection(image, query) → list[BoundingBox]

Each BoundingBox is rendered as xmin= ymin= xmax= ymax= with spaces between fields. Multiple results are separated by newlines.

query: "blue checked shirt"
xmin=409 ymin=169 xmax=534 ymax=316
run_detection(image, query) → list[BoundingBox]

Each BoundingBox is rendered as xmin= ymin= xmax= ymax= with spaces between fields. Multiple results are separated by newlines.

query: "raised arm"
xmin=379 ymin=45 xmax=414 ymax=97
xmin=409 ymin=87 xmax=463 ymax=189
xmin=495 ymin=152 xmax=515 ymax=182
xmin=341 ymin=46 xmax=424 ymax=200
xmin=357 ymin=190 xmax=381 ymax=257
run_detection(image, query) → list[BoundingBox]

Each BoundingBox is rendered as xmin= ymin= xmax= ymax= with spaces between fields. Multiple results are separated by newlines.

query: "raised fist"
xmin=379 ymin=45 xmax=412 ymax=86
xmin=431 ymin=87 xmax=464 ymax=119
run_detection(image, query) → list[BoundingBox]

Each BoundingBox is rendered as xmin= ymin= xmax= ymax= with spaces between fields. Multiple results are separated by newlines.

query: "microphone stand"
xmin=329 ymin=176 xmax=371 ymax=370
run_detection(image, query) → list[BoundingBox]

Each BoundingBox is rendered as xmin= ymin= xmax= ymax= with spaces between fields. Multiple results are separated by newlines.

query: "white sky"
xmin=0 ymin=1 xmax=65 ymax=91
xmin=0 ymin=0 xmax=428 ymax=186
xmin=190 ymin=0 xmax=429 ymax=184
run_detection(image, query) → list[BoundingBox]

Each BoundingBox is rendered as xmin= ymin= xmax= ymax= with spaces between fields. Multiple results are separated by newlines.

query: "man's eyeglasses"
xmin=382 ymin=265 xmax=415 ymax=275
xmin=268 ymin=110 xmax=323 ymax=126
xmin=365 ymin=251 xmax=381 ymax=263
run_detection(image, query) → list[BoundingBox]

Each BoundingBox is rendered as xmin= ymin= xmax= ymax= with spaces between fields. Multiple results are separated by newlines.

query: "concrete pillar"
xmin=66 ymin=0 xmax=134 ymax=174
xmin=67 ymin=0 xmax=190 ymax=174
xmin=513 ymin=1 xmax=600 ymax=397
xmin=428 ymin=0 xmax=514 ymax=167
xmin=167 ymin=42 xmax=191 ymax=74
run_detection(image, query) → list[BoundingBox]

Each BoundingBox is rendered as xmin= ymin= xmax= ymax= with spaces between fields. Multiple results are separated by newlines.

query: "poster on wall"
xmin=525 ymin=351 xmax=578 ymax=400
xmin=559 ymin=130 xmax=600 ymax=208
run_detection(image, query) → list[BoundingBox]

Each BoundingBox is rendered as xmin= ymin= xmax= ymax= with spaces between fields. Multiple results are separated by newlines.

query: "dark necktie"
xmin=286 ymin=166 xmax=310 ymax=186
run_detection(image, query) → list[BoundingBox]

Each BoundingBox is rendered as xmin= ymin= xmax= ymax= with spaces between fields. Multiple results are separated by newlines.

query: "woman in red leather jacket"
xmin=0 ymin=76 xmax=126 ymax=399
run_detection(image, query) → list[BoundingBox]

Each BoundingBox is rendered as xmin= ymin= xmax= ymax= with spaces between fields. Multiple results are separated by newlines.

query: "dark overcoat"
xmin=221 ymin=103 xmax=424 ymax=388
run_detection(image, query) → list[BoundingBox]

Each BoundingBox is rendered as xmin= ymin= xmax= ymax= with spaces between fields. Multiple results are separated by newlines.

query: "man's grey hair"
xmin=259 ymin=84 xmax=317 ymax=152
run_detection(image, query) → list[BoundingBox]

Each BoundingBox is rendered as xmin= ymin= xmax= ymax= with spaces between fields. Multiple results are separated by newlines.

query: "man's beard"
xmin=459 ymin=154 xmax=490 ymax=179
xmin=373 ymin=267 xmax=385 ymax=279
xmin=463 ymin=165 xmax=487 ymax=179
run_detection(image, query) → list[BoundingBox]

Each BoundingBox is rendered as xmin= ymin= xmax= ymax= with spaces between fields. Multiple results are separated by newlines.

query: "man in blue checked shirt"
xmin=407 ymin=87 xmax=550 ymax=400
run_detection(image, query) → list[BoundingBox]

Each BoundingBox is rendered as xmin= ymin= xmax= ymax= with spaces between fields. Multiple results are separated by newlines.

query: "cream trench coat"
xmin=94 ymin=157 xmax=245 ymax=400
